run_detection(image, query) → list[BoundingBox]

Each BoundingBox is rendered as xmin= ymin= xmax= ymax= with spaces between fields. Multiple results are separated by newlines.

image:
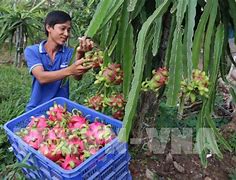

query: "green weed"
xmin=0 ymin=65 xmax=31 ymax=168
xmin=229 ymin=169 xmax=236 ymax=180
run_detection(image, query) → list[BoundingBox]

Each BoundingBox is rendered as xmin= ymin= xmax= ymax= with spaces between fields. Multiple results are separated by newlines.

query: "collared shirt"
xmin=24 ymin=40 xmax=73 ymax=111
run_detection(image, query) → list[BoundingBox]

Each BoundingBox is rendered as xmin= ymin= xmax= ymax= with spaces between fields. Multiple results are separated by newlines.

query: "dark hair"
xmin=44 ymin=10 xmax=71 ymax=36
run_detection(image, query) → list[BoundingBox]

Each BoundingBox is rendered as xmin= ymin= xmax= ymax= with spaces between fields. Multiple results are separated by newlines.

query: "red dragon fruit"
xmin=60 ymin=154 xmax=82 ymax=170
xmin=46 ymin=104 xmax=67 ymax=121
xmin=112 ymin=109 xmax=124 ymax=120
xmin=38 ymin=142 xmax=63 ymax=162
xmin=108 ymin=93 xmax=126 ymax=109
xmin=91 ymin=56 xmax=103 ymax=69
xmin=46 ymin=127 xmax=68 ymax=143
xmin=92 ymin=50 xmax=104 ymax=68
xmin=53 ymin=127 xmax=68 ymax=139
xmin=84 ymin=94 xmax=105 ymax=111
xmin=68 ymin=135 xmax=85 ymax=152
xmin=22 ymin=128 xmax=44 ymax=150
xmin=47 ymin=129 xmax=57 ymax=141
xmin=84 ymin=121 xmax=116 ymax=146
xmin=27 ymin=115 xmax=48 ymax=128
xmin=80 ymin=145 xmax=100 ymax=161
xmin=68 ymin=115 xmax=88 ymax=130
xmin=141 ymin=67 xmax=168 ymax=92
xmin=16 ymin=102 xmax=118 ymax=171
xmin=95 ymin=63 xmax=123 ymax=86
xmin=107 ymin=93 xmax=126 ymax=120
xmin=84 ymin=50 xmax=104 ymax=68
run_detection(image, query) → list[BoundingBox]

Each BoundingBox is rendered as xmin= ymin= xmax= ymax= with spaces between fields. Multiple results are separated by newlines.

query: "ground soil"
xmin=129 ymin=145 xmax=236 ymax=180
xmin=128 ymin=121 xmax=236 ymax=180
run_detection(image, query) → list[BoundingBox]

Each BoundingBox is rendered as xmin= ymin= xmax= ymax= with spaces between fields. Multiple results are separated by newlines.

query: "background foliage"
xmin=83 ymin=0 xmax=236 ymax=167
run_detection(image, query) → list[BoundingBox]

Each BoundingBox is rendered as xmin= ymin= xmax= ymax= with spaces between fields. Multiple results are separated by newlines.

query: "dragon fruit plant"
xmin=94 ymin=63 xmax=123 ymax=87
xmin=16 ymin=103 xmax=116 ymax=170
xmin=82 ymin=49 xmax=104 ymax=69
xmin=61 ymin=48 xmax=103 ymax=87
xmin=84 ymin=93 xmax=126 ymax=120
xmin=107 ymin=93 xmax=126 ymax=120
xmin=181 ymin=69 xmax=209 ymax=103
xmin=84 ymin=94 xmax=107 ymax=111
xmin=141 ymin=67 xmax=168 ymax=92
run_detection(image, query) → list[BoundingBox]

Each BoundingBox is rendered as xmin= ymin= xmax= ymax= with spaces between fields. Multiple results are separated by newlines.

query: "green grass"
xmin=229 ymin=169 xmax=236 ymax=180
xmin=0 ymin=65 xmax=31 ymax=122
xmin=0 ymin=64 xmax=31 ymax=178
xmin=227 ymin=133 xmax=236 ymax=153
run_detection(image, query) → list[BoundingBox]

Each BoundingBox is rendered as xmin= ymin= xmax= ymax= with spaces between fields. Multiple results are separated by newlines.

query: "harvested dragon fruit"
xmin=16 ymin=103 xmax=116 ymax=170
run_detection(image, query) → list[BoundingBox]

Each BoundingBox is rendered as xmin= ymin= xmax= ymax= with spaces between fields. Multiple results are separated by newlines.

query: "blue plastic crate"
xmin=4 ymin=97 xmax=132 ymax=180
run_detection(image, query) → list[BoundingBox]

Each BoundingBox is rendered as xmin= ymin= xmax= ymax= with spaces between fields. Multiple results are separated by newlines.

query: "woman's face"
xmin=47 ymin=21 xmax=71 ymax=45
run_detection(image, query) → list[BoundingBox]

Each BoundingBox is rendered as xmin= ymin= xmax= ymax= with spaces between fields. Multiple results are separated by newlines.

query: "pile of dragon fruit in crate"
xmin=16 ymin=104 xmax=116 ymax=170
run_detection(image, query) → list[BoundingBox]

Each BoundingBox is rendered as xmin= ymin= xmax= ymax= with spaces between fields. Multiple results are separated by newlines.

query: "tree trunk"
xmin=14 ymin=25 xmax=24 ymax=67
xmin=132 ymin=91 xmax=160 ymax=140
xmin=131 ymin=10 xmax=172 ymax=140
